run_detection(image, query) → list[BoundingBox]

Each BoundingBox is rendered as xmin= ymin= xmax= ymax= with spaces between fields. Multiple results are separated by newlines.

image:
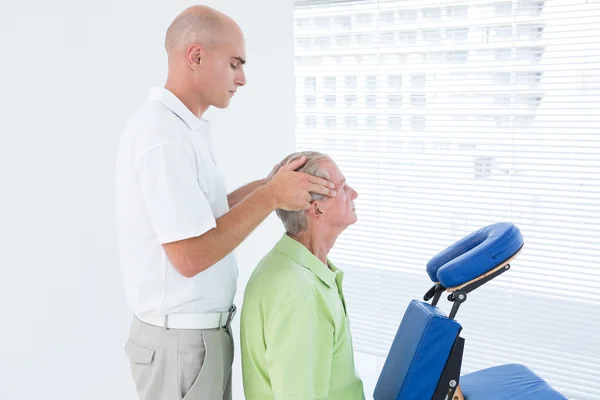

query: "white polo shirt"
xmin=115 ymin=87 xmax=238 ymax=317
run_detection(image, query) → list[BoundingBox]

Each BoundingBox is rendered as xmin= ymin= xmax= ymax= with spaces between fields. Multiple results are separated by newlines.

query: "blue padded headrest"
xmin=426 ymin=222 xmax=523 ymax=288
xmin=374 ymin=300 xmax=462 ymax=400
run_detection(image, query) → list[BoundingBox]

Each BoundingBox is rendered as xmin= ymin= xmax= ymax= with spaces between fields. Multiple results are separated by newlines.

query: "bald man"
xmin=115 ymin=5 xmax=336 ymax=400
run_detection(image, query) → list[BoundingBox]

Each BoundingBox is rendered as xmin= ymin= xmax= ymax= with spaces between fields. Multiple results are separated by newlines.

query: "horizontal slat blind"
xmin=293 ymin=0 xmax=600 ymax=399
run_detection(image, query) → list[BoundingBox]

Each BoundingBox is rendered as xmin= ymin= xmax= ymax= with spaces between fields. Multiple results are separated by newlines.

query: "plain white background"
xmin=0 ymin=0 xmax=299 ymax=398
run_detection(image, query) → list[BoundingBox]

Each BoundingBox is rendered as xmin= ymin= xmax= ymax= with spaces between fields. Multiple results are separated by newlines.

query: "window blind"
xmin=292 ymin=1 xmax=600 ymax=399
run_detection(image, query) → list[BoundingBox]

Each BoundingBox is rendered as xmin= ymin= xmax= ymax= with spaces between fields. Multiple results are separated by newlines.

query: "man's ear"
xmin=307 ymin=201 xmax=324 ymax=219
xmin=187 ymin=44 xmax=204 ymax=70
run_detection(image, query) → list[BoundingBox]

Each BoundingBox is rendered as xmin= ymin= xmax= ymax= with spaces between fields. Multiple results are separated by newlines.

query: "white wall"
xmin=0 ymin=1 xmax=295 ymax=399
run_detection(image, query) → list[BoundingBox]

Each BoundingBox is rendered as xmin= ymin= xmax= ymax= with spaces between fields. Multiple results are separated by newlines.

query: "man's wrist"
xmin=254 ymin=183 xmax=278 ymax=211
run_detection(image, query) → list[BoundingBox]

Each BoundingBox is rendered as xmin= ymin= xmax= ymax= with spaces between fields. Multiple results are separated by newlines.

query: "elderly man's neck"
xmin=290 ymin=229 xmax=340 ymax=268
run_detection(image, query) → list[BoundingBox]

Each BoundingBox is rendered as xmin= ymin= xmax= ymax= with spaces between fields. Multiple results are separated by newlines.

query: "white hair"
xmin=275 ymin=151 xmax=331 ymax=236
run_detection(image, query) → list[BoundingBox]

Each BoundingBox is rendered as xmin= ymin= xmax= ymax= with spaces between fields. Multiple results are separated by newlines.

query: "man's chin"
xmin=212 ymin=98 xmax=232 ymax=109
xmin=348 ymin=214 xmax=358 ymax=225
xmin=213 ymin=102 xmax=229 ymax=109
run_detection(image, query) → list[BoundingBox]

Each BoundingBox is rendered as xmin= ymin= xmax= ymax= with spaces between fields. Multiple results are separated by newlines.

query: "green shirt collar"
xmin=275 ymin=233 xmax=339 ymax=288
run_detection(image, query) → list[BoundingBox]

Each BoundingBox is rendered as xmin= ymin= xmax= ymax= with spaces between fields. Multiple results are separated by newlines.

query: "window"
xmin=335 ymin=34 xmax=351 ymax=46
xmin=426 ymin=51 xmax=447 ymax=63
xmin=398 ymin=30 xmax=417 ymax=44
xmin=365 ymin=95 xmax=377 ymax=108
xmin=446 ymin=28 xmax=469 ymax=43
xmin=379 ymin=32 xmax=394 ymax=44
xmin=296 ymin=37 xmax=311 ymax=48
xmin=324 ymin=94 xmax=336 ymax=107
xmin=494 ymin=72 xmax=511 ymax=85
xmin=388 ymin=94 xmax=402 ymax=108
xmin=516 ymin=71 xmax=542 ymax=87
xmin=304 ymin=76 xmax=316 ymax=91
xmin=495 ymin=25 xmax=513 ymax=39
xmin=324 ymin=76 xmax=336 ymax=90
xmin=387 ymin=115 xmax=402 ymax=129
xmin=494 ymin=115 xmax=510 ymax=128
xmin=333 ymin=15 xmax=351 ymax=30
xmin=518 ymin=0 xmax=544 ymax=17
xmin=345 ymin=115 xmax=358 ymax=129
xmin=366 ymin=76 xmax=377 ymax=91
xmin=449 ymin=50 xmax=468 ymax=63
xmin=422 ymin=29 xmax=442 ymax=43
xmin=293 ymin=2 xmax=600 ymax=399
xmin=344 ymin=94 xmax=358 ymax=107
xmin=304 ymin=115 xmax=316 ymax=128
xmin=446 ymin=5 xmax=469 ymax=19
xmin=304 ymin=95 xmax=316 ymax=107
xmin=494 ymin=2 xmax=513 ymax=16
xmin=517 ymin=24 xmax=544 ymax=41
xmin=314 ymin=16 xmax=330 ymax=29
xmin=495 ymin=48 xmax=512 ymax=61
xmin=474 ymin=156 xmax=495 ymax=179
xmin=422 ymin=7 xmax=442 ymax=21
xmin=494 ymin=95 xmax=511 ymax=107
xmin=295 ymin=17 xmax=311 ymax=29
xmin=356 ymin=33 xmax=373 ymax=45
xmin=517 ymin=46 xmax=543 ymax=63
xmin=387 ymin=75 xmax=402 ymax=89
xmin=411 ymin=74 xmax=426 ymax=87
xmin=410 ymin=94 xmax=426 ymax=108
xmin=410 ymin=115 xmax=425 ymax=130
xmin=355 ymin=13 xmax=373 ymax=26
xmin=379 ymin=10 xmax=395 ymax=25
xmin=313 ymin=36 xmax=330 ymax=48
xmin=365 ymin=115 xmax=377 ymax=129
xmin=399 ymin=10 xmax=417 ymax=22
xmin=324 ymin=115 xmax=337 ymax=128
xmin=345 ymin=76 xmax=357 ymax=89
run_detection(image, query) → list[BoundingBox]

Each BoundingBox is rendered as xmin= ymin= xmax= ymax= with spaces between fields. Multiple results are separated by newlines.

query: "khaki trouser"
xmin=124 ymin=316 xmax=234 ymax=400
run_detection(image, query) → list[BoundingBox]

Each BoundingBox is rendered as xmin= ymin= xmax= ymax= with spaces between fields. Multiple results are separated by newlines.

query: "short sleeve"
xmin=136 ymin=142 xmax=217 ymax=244
xmin=265 ymin=299 xmax=334 ymax=399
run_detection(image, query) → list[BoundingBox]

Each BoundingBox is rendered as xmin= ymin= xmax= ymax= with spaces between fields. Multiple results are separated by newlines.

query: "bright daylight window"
xmin=292 ymin=0 xmax=600 ymax=399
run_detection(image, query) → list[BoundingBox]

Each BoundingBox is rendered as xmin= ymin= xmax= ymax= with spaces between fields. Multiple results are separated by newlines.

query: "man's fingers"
xmin=309 ymin=184 xmax=337 ymax=198
xmin=280 ymin=156 xmax=306 ymax=171
xmin=306 ymin=174 xmax=335 ymax=189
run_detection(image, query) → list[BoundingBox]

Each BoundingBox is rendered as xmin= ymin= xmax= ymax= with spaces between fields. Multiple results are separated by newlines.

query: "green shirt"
xmin=240 ymin=233 xmax=365 ymax=400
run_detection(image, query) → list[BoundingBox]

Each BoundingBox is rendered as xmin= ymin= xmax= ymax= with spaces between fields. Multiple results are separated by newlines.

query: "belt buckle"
xmin=225 ymin=305 xmax=237 ymax=327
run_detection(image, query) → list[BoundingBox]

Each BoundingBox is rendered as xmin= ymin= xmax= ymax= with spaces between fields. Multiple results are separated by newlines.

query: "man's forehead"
xmin=321 ymin=160 xmax=344 ymax=183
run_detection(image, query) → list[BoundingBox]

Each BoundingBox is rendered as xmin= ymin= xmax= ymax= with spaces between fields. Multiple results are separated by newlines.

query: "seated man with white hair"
xmin=240 ymin=151 xmax=365 ymax=400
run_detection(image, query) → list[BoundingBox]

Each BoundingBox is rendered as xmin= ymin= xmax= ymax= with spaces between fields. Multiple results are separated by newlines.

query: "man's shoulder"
xmin=119 ymin=101 xmax=193 ymax=158
xmin=250 ymin=247 xmax=305 ymax=284
xmin=244 ymin=247 xmax=317 ymax=305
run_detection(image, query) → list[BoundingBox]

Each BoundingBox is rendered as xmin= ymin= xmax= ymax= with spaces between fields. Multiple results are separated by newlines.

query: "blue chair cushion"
xmin=426 ymin=222 xmax=523 ymax=288
xmin=374 ymin=300 xmax=462 ymax=400
xmin=460 ymin=364 xmax=567 ymax=400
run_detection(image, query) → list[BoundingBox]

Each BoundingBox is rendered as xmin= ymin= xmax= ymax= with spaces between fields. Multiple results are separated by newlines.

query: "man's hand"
xmin=265 ymin=160 xmax=285 ymax=184
xmin=263 ymin=156 xmax=336 ymax=211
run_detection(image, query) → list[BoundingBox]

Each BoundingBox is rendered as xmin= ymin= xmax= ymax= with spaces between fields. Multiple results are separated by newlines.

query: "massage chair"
xmin=373 ymin=222 xmax=567 ymax=400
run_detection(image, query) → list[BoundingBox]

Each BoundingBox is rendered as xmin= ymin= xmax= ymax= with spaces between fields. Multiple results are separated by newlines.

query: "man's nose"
xmin=236 ymin=69 xmax=246 ymax=87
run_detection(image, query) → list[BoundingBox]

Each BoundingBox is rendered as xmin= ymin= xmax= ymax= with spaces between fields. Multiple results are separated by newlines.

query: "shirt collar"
xmin=275 ymin=233 xmax=339 ymax=288
xmin=148 ymin=87 xmax=209 ymax=132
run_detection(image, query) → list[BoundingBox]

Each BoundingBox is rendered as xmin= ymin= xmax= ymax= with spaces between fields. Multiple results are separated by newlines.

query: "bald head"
xmin=163 ymin=5 xmax=247 ymax=115
xmin=165 ymin=5 xmax=238 ymax=55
